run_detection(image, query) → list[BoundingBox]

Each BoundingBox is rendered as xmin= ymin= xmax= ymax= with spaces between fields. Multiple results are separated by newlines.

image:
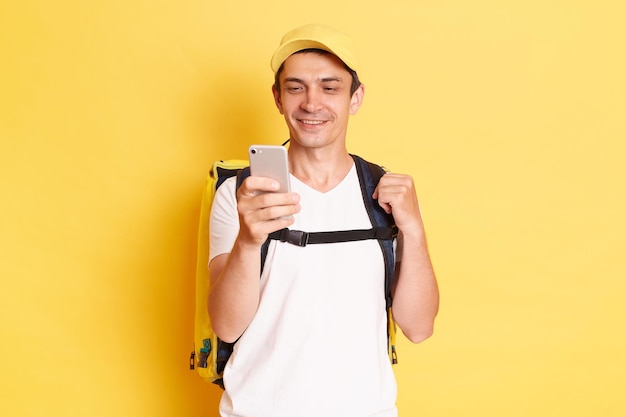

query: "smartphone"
xmin=248 ymin=145 xmax=291 ymax=193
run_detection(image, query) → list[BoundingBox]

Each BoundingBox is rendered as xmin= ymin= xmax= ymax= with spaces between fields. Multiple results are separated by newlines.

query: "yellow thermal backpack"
xmin=190 ymin=155 xmax=399 ymax=388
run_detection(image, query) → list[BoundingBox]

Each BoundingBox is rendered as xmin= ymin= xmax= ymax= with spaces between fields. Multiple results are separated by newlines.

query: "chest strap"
xmin=268 ymin=226 xmax=398 ymax=247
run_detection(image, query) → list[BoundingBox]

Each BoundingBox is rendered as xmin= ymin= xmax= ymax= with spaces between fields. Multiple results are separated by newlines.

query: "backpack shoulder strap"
xmin=236 ymin=167 xmax=272 ymax=271
xmin=351 ymin=154 xmax=397 ymax=309
xmin=351 ymin=154 xmax=399 ymax=364
xmin=235 ymin=166 xmax=250 ymax=189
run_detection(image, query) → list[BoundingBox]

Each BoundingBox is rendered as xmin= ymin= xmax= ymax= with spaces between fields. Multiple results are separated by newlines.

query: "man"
xmin=208 ymin=24 xmax=439 ymax=417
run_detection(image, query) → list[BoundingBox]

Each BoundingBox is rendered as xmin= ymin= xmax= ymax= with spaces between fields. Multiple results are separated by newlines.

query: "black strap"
xmin=268 ymin=226 xmax=398 ymax=247
xmin=351 ymin=154 xmax=396 ymax=310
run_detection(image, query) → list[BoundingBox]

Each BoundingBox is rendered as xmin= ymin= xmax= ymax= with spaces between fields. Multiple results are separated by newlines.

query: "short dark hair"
xmin=273 ymin=48 xmax=362 ymax=96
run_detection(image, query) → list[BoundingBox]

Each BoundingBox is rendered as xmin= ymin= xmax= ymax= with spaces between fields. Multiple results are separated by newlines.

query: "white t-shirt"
xmin=210 ymin=164 xmax=397 ymax=417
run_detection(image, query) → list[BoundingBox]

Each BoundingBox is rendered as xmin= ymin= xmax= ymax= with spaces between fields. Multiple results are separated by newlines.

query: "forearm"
xmin=207 ymin=164 xmax=301 ymax=343
xmin=392 ymin=229 xmax=439 ymax=343
xmin=208 ymin=239 xmax=262 ymax=343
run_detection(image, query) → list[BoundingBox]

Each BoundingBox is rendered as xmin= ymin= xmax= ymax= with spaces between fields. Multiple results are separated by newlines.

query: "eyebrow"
xmin=321 ymin=77 xmax=343 ymax=83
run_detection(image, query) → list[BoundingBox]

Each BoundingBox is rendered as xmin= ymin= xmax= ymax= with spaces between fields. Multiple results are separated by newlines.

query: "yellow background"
xmin=1 ymin=1 xmax=624 ymax=416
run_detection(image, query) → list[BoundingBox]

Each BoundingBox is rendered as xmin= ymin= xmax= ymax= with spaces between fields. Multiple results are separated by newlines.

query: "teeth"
xmin=301 ymin=120 xmax=323 ymax=125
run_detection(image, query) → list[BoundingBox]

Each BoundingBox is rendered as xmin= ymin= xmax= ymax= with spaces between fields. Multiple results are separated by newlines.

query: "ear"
xmin=272 ymin=84 xmax=284 ymax=114
xmin=349 ymin=83 xmax=365 ymax=115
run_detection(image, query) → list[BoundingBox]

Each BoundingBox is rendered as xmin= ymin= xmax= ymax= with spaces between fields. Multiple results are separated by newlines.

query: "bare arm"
xmin=208 ymin=176 xmax=300 ymax=343
xmin=374 ymin=173 xmax=439 ymax=343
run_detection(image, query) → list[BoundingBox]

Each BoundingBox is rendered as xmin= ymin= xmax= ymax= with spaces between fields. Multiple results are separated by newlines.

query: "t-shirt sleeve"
xmin=209 ymin=177 xmax=239 ymax=263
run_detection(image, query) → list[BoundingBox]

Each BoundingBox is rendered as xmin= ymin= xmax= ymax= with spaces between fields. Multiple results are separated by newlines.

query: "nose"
xmin=301 ymin=89 xmax=322 ymax=113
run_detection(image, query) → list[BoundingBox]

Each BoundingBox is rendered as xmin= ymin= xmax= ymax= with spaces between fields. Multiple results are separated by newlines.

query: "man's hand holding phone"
xmin=235 ymin=145 xmax=300 ymax=246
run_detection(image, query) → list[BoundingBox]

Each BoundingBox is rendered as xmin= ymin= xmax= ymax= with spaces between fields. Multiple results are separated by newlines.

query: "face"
xmin=272 ymin=52 xmax=364 ymax=150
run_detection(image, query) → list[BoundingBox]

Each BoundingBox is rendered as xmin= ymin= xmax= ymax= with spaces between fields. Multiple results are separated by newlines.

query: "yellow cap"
xmin=270 ymin=24 xmax=360 ymax=74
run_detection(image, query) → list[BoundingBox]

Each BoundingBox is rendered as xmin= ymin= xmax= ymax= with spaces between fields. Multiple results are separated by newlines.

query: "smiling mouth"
xmin=299 ymin=119 xmax=325 ymax=125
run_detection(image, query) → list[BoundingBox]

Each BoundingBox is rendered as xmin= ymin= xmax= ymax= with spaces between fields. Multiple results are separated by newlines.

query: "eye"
xmin=321 ymin=83 xmax=342 ymax=93
xmin=283 ymin=80 xmax=304 ymax=93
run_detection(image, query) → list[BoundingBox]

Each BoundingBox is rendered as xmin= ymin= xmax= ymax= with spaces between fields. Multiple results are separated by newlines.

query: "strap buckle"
xmin=274 ymin=228 xmax=309 ymax=247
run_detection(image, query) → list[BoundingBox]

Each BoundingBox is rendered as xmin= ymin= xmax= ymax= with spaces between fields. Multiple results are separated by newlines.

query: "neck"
xmin=288 ymin=145 xmax=353 ymax=193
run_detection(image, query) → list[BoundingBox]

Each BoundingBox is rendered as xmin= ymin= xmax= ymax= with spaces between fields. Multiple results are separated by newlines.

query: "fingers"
xmin=239 ymin=175 xmax=281 ymax=197
xmin=238 ymin=176 xmax=300 ymax=212
xmin=374 ymin=173 xmax=422 ymax=225
xmin=375 ymin=174 xmax=416 ymax=204
xmin=237 ymin=176 xmax=301 ymax=245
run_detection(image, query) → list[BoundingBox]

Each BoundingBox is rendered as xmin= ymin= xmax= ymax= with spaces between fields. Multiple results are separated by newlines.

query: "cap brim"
xmin=270 ymin=39 xmax=358 ymax=74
